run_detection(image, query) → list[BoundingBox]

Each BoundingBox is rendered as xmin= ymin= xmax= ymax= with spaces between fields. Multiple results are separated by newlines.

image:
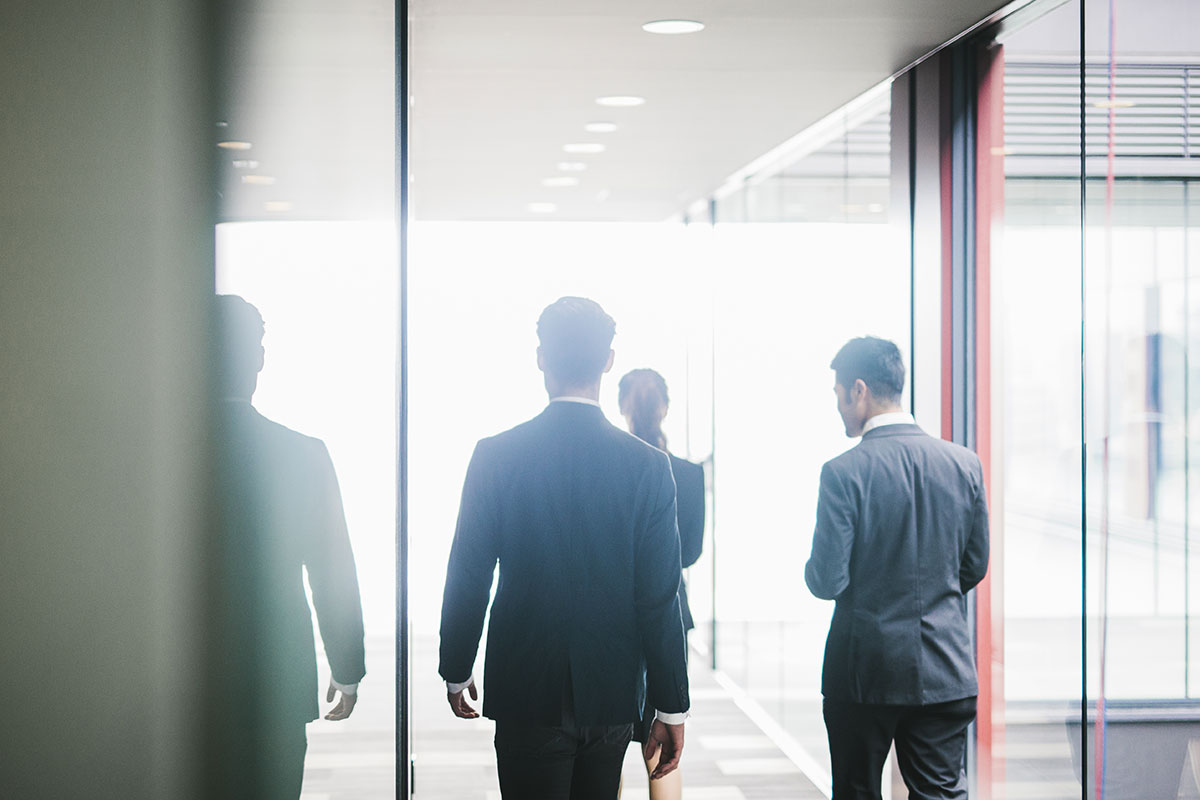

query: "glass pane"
xmin=1083 ymin=0 xmax=1200 ymax=796
xmin=213 ymin=0 xmax=398 ymax=795
xmin=990 ymin=1 xmax=1086 ymax=797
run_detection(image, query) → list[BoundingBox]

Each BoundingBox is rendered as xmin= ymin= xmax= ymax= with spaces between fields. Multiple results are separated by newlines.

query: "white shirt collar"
xmin=549 ymin=396 xmax=601 ymax=408
xmin=861 ymin=410 xmax=915 ymax=435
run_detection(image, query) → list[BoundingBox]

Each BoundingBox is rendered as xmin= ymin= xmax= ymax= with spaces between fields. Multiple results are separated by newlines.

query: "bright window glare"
xmin=216 ymin=221 xmax=398 ymax=634
xmin=213 ymin=219 xmax=907 ymax=642
xmin=408 ymin=221 xmax=714 ymax=630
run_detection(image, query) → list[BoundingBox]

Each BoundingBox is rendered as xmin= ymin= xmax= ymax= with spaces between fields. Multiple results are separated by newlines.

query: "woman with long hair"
xmin=617 ymin=368 xmax=705 ymax=800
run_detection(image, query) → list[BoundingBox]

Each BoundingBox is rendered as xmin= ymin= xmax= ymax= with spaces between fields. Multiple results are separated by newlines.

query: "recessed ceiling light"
xmin=557 ymin=162 xmax=588 ymax=172
xmin=241 ymin=175 xmax=276 ymax=185
xmin=642 ymin=19 xmax=705 ymax=34
xmin=584 ymin=122 xmax=618 ymax=133
xmin=528 ymin=202 xmax=557 ymax=213
xmin=264 ymin=200 xmax=292 ymax=212
xmin=217 ymin=141 xmax=253 ymax=150
xmin=231 ymin=159 xmax=259 ymax=169
xmin=215 ymin=120 xmax=229 ymax=128
xmin=595 ymin=96 xmax=645 ymax=107
xmin=1093 ymin=99 xmax=1136 ymax=109
xmin=563 ymin=143 xmax=605 ymax=154
xmin=542 ymin=176 xmax=579 ymax=188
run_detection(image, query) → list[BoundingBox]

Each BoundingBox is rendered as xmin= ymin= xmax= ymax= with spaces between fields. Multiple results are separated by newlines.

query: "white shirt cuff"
xmin=655 ymin=709 xmax=689 ymax=725
xmin=446 ymin=677 xmax=473 ymax=694
xmin=330 ymin=679 xmax=358 ymax=697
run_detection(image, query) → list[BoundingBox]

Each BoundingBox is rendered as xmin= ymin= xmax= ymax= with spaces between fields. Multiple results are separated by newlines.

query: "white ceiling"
xmin=410 ymin=0 xmax=1016 ymax=221
xmin=216 ymin=0 xmax=1018 ymax=223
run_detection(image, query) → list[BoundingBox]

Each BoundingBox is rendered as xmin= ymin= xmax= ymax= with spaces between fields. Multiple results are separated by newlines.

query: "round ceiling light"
xmin=595 ymin=96 xmax=645 ymax=107
xmin=557 ymin=162 xmax=588 ymax=172
xmin=563 ymin=143 xmax=605 ymax=154
xmin=642 ymin=19 xmax=705 ymax=34
xmin=584 ymin=122 xmax=618 ymax=133
xmin=528 ymin=202 xmax=557 ymax=214
xmin=264 ymin=200 xmax=292 ymax=212
xmin=542 ymin=176 xmax=579 ymax=188
xmin=217 ymin=140 xmax=253 ymax=150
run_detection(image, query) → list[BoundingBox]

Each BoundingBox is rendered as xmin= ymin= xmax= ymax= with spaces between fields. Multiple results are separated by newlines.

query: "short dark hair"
xmin=537 ymin=297 xmax=616 ymax=386
xmin=830 ymin=337 xmax=905 ymax=402
xmin=215 ymin=294 xmax=265 ymax=391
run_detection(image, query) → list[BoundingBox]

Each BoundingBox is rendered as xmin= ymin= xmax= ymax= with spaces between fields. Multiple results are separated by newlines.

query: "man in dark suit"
xmin=212 ymin=294 xmax=366 ymax=800
xmin=805 ymin=337 xmax=989 ymax=800
xmin=439 ymin=297 xmax=690 ymax=800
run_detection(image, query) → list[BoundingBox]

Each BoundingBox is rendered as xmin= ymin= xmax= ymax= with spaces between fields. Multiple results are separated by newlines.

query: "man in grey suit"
xmin=805 ymin=337 xmax=989 ymax=800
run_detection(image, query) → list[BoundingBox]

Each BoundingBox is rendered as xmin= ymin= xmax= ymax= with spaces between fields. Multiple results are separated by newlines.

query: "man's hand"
xmin=324 ymin=681 xmax=357 ymax=721
xmin=642 ymin=719 xmax=684 ymax=780
xmin=447 ymin=679 xmax=480 ymax=719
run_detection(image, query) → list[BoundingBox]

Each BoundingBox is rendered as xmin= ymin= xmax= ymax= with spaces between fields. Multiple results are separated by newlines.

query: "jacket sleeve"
xmin=305 ymin=441 xmax=367 ymax=686
xmin=438 ymin=441 xmax=501 ymax=684
xmin=805 ymin=461 xmax=857 ymax=601
xmin=960 ymin=461 xmax=991 ymax=594
xmin=636 ymin=455 xmax=690 ymax=715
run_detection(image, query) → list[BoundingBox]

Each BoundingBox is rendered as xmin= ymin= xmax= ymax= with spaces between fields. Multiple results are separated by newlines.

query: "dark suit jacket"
xmin=668 ymin=454 xmax=704 ymax=631
xmin=669 ymin=455 xmax=704 ymax=569
xmin=439 ymin=401 xmax=690 ymax=726
xmin=220 ymin=402 xmax=367 ymax=724
xmin=805 ymin=423 xmax=989 ymax=706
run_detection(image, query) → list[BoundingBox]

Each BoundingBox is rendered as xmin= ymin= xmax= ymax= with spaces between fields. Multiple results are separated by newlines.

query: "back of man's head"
xmin=537 ymin=297 xmax=616 ymax=387
xmin=831 ymin=336 xmax=905 ymax=403
xmin=216 ymin=294 xmax=266 ymax=398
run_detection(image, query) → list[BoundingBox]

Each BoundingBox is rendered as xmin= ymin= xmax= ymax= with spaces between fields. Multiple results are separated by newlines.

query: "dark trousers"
xmin=824 ymin=696 xmax=976 ymax=800
xmin=212 ymin=719 xmax=308 ymax=800
xmin=494 ymin=719 xmax=633 ymax=800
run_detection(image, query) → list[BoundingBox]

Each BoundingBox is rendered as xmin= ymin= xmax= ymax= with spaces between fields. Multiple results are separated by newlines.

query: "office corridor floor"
xmin=299 ymin=634 xmax=828 ymax=799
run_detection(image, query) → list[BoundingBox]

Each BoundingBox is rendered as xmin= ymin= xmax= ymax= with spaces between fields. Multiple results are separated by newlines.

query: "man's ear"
xmin=536 ymin=346 xmax=546 ymax=373
xmin=602 ymin=349 xmax=615 ymax=374
xmin=853 ymin=378 xmax=869 ymax=402
xmin=254 ymin=344 xmax=265 ymax=374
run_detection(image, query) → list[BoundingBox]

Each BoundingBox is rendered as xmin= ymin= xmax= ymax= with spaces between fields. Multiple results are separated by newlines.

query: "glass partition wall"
xmin=986 ymin=0 xmax=1200 ymax=797
xmin=213 ymin=1 xmax=399 ymax=796
xmin=701 ymin=2 xmax=1200 ymax=797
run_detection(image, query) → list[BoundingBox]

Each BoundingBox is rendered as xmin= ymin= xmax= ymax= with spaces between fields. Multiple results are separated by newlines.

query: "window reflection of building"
xmin=991 ymin=1 xmax=1200 ymax=796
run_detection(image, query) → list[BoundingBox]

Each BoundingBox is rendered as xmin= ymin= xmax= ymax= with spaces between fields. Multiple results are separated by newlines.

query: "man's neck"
xmin=544 ymin=382 xmax=601 ymax=403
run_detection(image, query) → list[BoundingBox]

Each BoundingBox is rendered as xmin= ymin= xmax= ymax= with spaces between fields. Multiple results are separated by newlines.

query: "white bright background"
xmin=215 ymin=220 xmax=909 ymax=646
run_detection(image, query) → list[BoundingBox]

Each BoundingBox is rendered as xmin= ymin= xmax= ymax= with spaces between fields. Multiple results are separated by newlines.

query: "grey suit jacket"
xmin=805 ymin=423 xmax=989 ymax=705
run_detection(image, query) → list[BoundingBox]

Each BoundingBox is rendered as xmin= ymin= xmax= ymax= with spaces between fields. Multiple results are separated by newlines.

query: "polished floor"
xmin=299 ymin=634 xmax=827 ymax=799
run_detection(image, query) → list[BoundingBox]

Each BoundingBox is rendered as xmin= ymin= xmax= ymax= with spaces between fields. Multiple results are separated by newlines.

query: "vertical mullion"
xmin=1079 ymin=0 xmax=1090 ymax=794
xmin=396 ymin=0 xmax=411 ymax=795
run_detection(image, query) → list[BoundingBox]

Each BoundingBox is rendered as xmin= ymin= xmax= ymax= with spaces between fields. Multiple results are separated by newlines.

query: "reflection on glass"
xmin=994 ymin=0 xmax=1200 ymax=796
xmin=213 ymin=0 xmax=397 ymax=793
xmin=1081 ymin=0 xmax=1200 ymax=797
xmin=993 ymin=4 xmax=1085 ymax=799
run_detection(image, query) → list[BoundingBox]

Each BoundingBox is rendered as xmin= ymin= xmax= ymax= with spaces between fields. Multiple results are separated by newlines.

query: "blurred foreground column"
xmin=0 ymin=1 xmax=218 ymax=797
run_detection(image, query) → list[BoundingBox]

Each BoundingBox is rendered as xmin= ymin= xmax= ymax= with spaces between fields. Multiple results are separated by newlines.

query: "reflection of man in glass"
xmin=215 ymin=294 xmax=365 ymax=799
xmin=805 ymin=337 xmax=989 ymax=800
